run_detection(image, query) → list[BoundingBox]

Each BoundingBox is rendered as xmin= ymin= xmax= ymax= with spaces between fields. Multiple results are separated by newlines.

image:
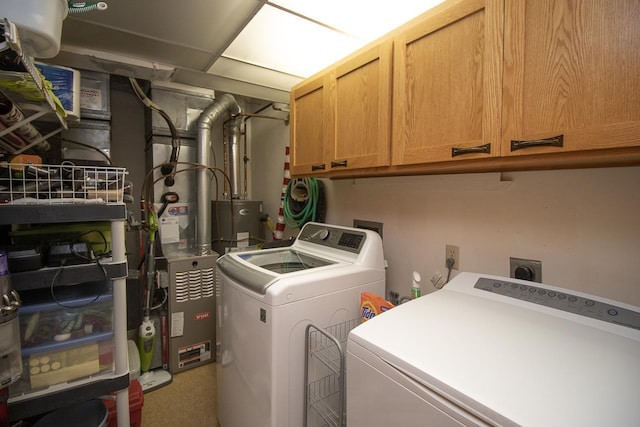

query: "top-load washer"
xmin=347 ymin=272 xmax=640 ymax=426
xmin=216 ymin=222 xmax=386 ymax=427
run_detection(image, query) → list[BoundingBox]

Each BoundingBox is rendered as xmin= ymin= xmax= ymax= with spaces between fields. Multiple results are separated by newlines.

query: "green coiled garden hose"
xmin=283 ymin=178 xmax=323 ymax=228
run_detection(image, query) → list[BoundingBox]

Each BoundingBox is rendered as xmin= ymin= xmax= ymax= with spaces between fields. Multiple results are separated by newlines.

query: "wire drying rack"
xmin=0 ymin=163 xmax=127 ymax=205
xmin=304 ymin=318 xmax=360 ymax=427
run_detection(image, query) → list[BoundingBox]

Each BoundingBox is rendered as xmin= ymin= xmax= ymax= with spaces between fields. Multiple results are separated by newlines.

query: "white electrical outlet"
xmin=445 ymin=245 xmax=460 ymax=270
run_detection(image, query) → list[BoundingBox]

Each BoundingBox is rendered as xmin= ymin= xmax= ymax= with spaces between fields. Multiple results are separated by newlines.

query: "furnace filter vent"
xmin=174 ymin=266 xmax=215 ymax=302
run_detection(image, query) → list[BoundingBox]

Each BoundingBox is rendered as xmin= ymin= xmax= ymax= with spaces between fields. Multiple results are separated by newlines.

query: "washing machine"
xmin=347 ymin=272 xmax=640 ymax=426
xmin=216 ymin=222 xmax=386 ymax=427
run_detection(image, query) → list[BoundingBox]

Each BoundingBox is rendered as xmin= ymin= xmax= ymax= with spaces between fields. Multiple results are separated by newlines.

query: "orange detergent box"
xmin=360 ymin=292 xmax=395 ymax=323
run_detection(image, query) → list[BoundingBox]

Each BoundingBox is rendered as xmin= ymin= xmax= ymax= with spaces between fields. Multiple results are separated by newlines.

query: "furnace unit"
xmin=166 ymin=253 xmax=217 ymax=373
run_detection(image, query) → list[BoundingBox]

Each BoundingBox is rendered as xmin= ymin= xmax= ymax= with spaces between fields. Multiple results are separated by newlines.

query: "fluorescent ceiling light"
xmin=214 ymin=0 xmax=447 ymax=88
xmin=269 ymin=0 xmax=446 ymax=40
xmin=218 ymin=5 xmax=366 ymax=78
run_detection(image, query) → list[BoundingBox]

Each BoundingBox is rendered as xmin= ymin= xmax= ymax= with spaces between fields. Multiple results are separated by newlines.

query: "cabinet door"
xmin=392 ymin=0 xmax=503 ymax=165
xmin=331 ymin=40 xmax=393 ymax=171
xmin=290 ymin=73 xmax=333 ymax=176
xmin=502 ymin=0 xmax=640 ymax=157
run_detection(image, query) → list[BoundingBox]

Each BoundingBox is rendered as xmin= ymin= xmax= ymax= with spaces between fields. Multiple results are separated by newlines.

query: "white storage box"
xmin=0 ymin=0 xmax=69 ymax=58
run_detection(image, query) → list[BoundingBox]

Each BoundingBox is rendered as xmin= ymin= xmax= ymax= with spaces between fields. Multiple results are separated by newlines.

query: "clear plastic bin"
xmin=10 ymin=282 xmax=114 ymax=396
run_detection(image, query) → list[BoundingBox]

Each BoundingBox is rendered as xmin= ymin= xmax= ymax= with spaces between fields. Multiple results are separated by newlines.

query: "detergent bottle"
xmin=411 ymin=271 xmax=422 ymax=299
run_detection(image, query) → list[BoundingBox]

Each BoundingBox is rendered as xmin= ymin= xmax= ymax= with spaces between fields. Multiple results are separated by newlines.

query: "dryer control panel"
xmin=297 ymin=223 xmax=366 ymax=254
xmin=475 ymin=277 xmax=640 ymax=330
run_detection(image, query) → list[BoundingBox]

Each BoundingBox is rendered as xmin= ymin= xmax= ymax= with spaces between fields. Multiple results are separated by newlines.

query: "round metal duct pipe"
xmin=196 ymin=93 xmax=242 ymax=255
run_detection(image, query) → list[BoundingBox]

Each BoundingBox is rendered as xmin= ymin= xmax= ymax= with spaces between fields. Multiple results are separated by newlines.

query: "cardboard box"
xmin=28 ymin=343 xmax=100 ymax=388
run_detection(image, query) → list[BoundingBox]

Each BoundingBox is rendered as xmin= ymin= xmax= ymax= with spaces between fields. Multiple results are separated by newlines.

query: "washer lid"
xmin=238 ymin=249 xmax=335 ymax=273
xmin=348 ymin=273 xmax=640 ymax=427
xmin=217 ymin=248 xmax=337 ymax=294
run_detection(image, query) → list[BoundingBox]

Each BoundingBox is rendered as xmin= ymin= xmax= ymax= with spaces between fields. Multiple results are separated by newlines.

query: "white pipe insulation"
xmin=196 ymin=93 xmax=242 ymax=255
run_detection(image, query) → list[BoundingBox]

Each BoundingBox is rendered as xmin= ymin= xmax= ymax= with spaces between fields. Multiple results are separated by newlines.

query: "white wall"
xmin=249 ymin=117 xmax=640 ymax=306
xmin=325 ymin=167 xmax=640 ymax=305
xmin=251 ymin=108 xmax=298 ymax=241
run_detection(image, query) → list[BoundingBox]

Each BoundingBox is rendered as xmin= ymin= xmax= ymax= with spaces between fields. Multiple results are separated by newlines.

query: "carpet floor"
xmin=140 ymin=362 xmax=217 ymax=426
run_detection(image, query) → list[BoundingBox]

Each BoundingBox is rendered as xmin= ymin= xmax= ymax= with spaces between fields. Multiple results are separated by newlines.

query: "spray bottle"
xmin=138 ymin=314 xmax=156 ymax=372
xmin=411 ymin=271 xmax=422 ymax=299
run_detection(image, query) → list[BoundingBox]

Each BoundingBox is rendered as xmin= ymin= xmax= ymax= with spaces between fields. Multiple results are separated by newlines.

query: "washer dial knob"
xmin=317 ymin=229 xmax=330 ymax=240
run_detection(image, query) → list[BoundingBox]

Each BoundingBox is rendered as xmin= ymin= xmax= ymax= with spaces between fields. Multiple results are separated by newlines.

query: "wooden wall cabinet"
xmin=290 ymin=73 xmax=333 ymax=176
xmin=502 ymin=0 xmax=640 ymax=158
xmin=392 ymin=0 xmax=503 ymax=166
xmin=290 ymin=41 xmax=393 ymax=176
xmin=331 ymin=40 xmax=393 ymax=171
xmin=290 ymin=0 xmax=640 ymax=179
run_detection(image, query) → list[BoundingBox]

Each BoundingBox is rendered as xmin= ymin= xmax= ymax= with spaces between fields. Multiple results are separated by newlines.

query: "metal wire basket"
xmin=0 ymin=162 xmax=127 ymax=205
xmin=305 ymin=318 xmax=360 ymax=427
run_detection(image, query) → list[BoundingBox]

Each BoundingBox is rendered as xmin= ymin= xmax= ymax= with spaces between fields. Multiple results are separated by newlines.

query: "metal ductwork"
xmin=196 ymin=94 xmax=242 ymax=255
xmin=227 ymin=119 xmax=242 ymax=200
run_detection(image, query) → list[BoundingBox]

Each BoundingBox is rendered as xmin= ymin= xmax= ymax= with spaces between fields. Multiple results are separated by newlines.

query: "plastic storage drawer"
xmin=10 ymin=282 xmax=115 ymax=396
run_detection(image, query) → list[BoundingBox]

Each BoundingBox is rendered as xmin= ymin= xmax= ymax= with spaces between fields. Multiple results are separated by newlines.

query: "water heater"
xmin=211 ymin=200 xmax=263 ymax=255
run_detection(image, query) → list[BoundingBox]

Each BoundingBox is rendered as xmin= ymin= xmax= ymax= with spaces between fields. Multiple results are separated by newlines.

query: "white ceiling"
xmin=57 ymin=0 xmax=444 ymax=102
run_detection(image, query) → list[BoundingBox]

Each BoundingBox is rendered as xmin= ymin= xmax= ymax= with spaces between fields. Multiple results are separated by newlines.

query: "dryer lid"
xmin=348 ymin=273 xmax=640 ymax=427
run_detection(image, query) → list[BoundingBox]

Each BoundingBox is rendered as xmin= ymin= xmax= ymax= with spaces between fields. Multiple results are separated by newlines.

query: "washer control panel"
xmin=297 ymin=223 xmax=366 ymax=254
xmin=475 ymin=277 xmax=640 ymax=330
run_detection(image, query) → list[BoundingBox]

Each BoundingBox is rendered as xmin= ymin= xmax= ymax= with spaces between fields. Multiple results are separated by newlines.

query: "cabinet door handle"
xmin=330 ymin=160 xmax=348 ymax=168
xmin=511 ymin=135 xmax=564 ymax=152
xmin=311 ymin=164 xmax=326 ymax=171
xmin=451 ymin=143 xmax=491 ymax=157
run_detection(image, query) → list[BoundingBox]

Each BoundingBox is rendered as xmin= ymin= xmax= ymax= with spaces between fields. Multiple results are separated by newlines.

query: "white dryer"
xmin=216 ymin=222 xmax=385 ymax=427
xmin=347 ymin=272 xmax=640 ymax=426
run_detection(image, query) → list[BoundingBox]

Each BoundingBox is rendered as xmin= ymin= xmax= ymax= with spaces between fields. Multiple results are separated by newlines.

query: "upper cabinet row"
xmin=289 ymin=0 xmax=640 ymax=177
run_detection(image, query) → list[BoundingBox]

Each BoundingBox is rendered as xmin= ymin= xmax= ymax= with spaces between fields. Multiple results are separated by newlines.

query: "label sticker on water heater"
xmin=237 ymin=232 xmax=250 ymax=249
